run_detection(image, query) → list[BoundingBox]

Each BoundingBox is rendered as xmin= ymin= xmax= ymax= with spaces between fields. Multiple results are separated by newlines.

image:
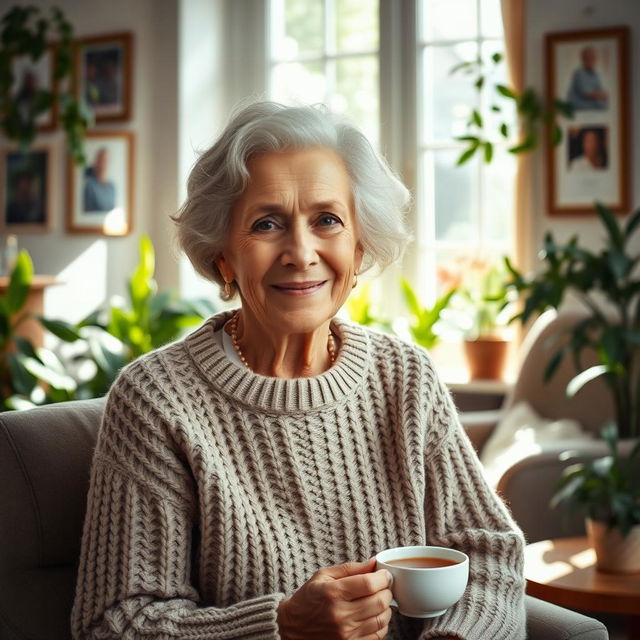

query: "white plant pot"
xmin=586 ymin=518 xmax=640 ymax=573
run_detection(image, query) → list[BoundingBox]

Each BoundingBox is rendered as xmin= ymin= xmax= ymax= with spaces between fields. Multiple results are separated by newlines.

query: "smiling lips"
xmin=271 ymin=281 xmax=327 ymax=296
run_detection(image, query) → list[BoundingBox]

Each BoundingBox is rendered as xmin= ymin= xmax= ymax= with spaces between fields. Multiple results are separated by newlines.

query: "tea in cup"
xmin=376 ymin=545 xmax=469 ymax=618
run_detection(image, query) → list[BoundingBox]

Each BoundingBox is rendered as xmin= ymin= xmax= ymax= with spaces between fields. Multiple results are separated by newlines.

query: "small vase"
xmin=586 ymin=517 xmax=640 ymax=573
xmin=463 ymin=337 xmax=509 ymax=380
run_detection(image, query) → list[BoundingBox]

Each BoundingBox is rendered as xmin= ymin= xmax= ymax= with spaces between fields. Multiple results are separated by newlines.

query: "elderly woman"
xmin=72 ymin=102 xmax=525 ymax=639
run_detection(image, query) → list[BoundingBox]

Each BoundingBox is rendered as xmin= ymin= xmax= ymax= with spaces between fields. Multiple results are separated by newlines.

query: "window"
xmin=265 ymin=0 xmax=517 ymax=306
xmin=268 ymin=0 xmax=380 ymax=147
xmin=416 ymin=0 xmax=516 ymax=298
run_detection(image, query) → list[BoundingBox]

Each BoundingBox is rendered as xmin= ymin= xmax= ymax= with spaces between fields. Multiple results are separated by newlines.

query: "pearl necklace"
xmin=229 ymin=311 xmax=336 ymax=370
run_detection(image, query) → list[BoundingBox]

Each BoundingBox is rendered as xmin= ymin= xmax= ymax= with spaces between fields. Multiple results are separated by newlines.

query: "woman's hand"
xmin=277 ymin=557 xmax=393 ymax=640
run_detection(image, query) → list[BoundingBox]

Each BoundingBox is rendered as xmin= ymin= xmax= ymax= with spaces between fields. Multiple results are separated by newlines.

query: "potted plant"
xmin=439 ymin=254 xmax=513 ymax=380
xmin=506 ymin=202 xmax=640 ymax=570
xmin=551 ymin=423 xmax=640 ymax=572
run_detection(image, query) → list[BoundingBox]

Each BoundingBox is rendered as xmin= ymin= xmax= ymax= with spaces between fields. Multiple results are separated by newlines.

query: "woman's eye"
xmin=318 ymin=214 xmax=341 ymax=227
xmin=252 ymin=219 xmax=277 ymax=232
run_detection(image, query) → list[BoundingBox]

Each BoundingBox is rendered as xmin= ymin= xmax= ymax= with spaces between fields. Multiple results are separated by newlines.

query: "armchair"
xmin=0 ymin=394 xmax=606 ymax=639
xmin=461 ymin=310 xmax=636 ymax=544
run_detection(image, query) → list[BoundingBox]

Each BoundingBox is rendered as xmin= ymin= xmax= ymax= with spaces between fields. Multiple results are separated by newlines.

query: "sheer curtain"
xmin=500 ymin=0 xmax=534 ymax=273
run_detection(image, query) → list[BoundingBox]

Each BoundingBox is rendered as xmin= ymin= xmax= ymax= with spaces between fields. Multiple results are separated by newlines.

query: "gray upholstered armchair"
xmin=0 ymin=395 xmax=607 ymax=639
xmin=461 ymin=310 xmax=636 ymax=545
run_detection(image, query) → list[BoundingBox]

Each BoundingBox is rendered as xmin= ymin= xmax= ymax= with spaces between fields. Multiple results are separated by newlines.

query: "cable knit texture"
xmin=71 ymin=310 xmax=526 ymax=639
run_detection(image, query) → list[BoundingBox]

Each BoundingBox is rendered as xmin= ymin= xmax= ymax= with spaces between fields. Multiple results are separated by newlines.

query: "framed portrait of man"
xmin=1 ymin=148 xmax=51 ymax=233
xmin=67 ymin=131 xmax=134 ymax=235
xmin=545 ymin=27 xmax=631 ymax=214
xmin=74 ymin=32 xmax=133 ymax=122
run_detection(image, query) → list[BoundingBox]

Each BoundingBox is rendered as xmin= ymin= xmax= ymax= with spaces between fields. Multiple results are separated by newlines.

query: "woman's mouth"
xmin=271 ymin=281 xmax=327 ymax=295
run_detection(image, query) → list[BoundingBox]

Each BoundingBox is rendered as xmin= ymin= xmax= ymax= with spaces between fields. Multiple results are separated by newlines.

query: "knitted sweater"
xmin=71 ymin=310 xmax=526 ymax=639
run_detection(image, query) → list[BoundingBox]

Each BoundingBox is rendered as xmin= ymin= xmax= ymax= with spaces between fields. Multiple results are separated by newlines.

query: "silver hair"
xmin=172 ymin=101 xmax=412 ymax=300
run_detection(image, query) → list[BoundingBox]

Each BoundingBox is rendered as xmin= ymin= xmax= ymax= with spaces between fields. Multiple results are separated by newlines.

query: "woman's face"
xmin=216 ymin=147 xmax=363 ymax=335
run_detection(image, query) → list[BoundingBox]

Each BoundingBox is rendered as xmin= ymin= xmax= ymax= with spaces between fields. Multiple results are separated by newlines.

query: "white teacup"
xmin=376 ymin=545 xmax=469 ymax=618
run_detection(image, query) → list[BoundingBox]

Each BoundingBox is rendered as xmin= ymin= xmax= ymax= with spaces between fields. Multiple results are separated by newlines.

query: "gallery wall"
xmin=1 ymin=0 xmax=180 ymax=323
xmin=526 ymin=0 xmax=640 ymax=255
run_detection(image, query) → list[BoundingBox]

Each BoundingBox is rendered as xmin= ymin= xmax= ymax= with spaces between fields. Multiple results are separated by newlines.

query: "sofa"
xmin=0 ymin=394 xmax=607 ymax=639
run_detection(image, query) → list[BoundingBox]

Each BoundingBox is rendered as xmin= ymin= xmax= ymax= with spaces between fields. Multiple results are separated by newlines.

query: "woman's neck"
xmin=227 ymin=310 xmax=336 ymax=378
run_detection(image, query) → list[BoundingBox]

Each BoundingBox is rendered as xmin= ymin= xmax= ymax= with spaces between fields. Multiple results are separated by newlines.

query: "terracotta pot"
xmin=586 ymin=518 xmax=640 ymax=573
xmin=463 ymin=337 xmax=509 ymax=380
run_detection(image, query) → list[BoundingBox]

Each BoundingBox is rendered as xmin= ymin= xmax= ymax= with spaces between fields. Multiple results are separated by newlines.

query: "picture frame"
xmin=0 ymin=147 xmax=52 ymax=233
xmin=67 ymin=131 xmax=134 ymax=236
xmin=9 ymin=44 xmax=57 ymax=132
xmin=74 ymin=32 xmax=133 ymax=122
xmin=545 ymin=26 xmax=631 ymax=215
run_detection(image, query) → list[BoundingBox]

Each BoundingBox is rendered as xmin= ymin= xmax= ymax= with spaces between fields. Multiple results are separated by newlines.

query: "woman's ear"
xmin=214 ymin=254 xmax=234 ymax=283
xmin=354 ymin=242 xmax=364 ymax=273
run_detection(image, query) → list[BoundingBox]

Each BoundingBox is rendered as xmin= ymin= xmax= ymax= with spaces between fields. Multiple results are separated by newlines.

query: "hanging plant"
xmin=0 ymin=5 xmax=91 ymax=163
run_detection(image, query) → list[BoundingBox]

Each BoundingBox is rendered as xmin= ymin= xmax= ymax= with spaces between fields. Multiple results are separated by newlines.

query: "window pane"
xmin=335 ymin=0 xmax=379 ymax=52
xmin=432 ymin=149 xmax=479 ymax=242
xmin=421 ymin=43 xmax=478 ymax=143
xmin=421 ymin=0 xmax=477 ymax=42
xmin=272 ymin=0 xmax=324 ymax=60
xmin=271 ymin=61 xmax=326 ymax=104
xmin=482 ymin=152 xmax=515 ymax=245
xmin=481 ymin=0 xmax=503 ymax=38
xmin=334 ymin=56 xmax=379 ymax=147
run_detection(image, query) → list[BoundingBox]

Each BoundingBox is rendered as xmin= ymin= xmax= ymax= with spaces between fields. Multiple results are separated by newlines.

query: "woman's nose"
xmin=280 ymin=226 xmax=319 ymax=268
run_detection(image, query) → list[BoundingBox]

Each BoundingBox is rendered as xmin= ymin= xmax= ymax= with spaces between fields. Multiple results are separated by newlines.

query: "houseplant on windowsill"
xmin=505 ymin=202 xmax=640 ymax=571
xmin=440 ymin=254 xmax=513 ymax=380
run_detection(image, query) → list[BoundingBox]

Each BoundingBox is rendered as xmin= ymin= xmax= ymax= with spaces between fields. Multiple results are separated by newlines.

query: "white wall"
xmin=2 ymin=0 xmax=179 ymax=322
xmin=526 ymin=0 xmax=640 ymax=258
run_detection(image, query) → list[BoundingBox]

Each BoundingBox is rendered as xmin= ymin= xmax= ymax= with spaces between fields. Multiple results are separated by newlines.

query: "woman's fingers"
xmin=357 ymin=605 xmax=393 ymax=639
xmin=331 ymin=568 xmax=392 ymax=601
xmin=347 ymin=588 xmax=394 ymax=623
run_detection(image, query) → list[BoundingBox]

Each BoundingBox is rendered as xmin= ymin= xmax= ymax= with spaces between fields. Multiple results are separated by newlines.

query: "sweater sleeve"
xmin=419 ymin=375 xmax=526 ymax=640
xmin=71 ymin=367 xmax=285 ymax=639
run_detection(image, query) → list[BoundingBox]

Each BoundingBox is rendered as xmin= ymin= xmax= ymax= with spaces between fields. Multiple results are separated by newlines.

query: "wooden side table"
xmin=525 ymin=537 xmax=640 ymax=639
xmin=0 ymin=276 xmax=61 ymax=349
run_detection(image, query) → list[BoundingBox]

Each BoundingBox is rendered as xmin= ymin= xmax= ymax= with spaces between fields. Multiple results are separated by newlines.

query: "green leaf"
xmin=496 ymin=84 xmax=517 ymax=100
xmin=491 ymin=52 xmax=502 ymax=64
xmin=551 ymin=124 xmax=562 ymax=147
xmin=566 ymin=365 xmax=608 ymax=397
xmin=129 ymin=235 xmax=156 ymax=314
xmin=471 ymin=109 xmax=483 ymax=127
xmin=8 ymin=353 xmax=38 ymax=396
xmin=13 ymin=336 xmax=39 ymax=360
xmin=474 ymin=76 xmax=485 ymax=90
xmin=508 ymin=133 xmax=536 ymax=154
xmin=37 ymin=316 xmax=82 ymax=342
xmin=483 ymin=141 xmax=493 ymax=163
xmin=499 ymin=123 xmax=509 ymax=138
xmin=401 ymin=279 xmax=422 ymax=317
xmin=4 ymin=250 xmax=33 ymax=314
xmin=456 ymin=145 xmax=478 ymax=166
xmin=596 ymin=202 xmax=623 ymax=250
xmin=623 ymin=207 xmax=640 ymax=240
xmin=21 ymin=355 xmax=77 ymax=391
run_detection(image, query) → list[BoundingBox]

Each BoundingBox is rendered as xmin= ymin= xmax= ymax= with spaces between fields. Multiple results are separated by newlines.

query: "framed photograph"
xmin=1 ymin=148 xmax=51 ymax=233
xmin=546 ymin=27 xmax=630 ymax=214
xmin=9 ymin=44 xmax=57 ymax=131
xmin=67 ymin=131 xmax=134 ymax=235
xmin=75 ymin=32 xmax=133 ymax=122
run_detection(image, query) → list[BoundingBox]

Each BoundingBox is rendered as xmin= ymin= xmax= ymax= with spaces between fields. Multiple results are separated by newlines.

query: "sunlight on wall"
xmin=44 ymin=240 xmax=107 ymax=326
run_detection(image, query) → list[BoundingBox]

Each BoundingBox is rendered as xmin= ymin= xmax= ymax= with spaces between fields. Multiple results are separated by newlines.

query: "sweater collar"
xmin=184 ymin=309 xmax=370 ymax=413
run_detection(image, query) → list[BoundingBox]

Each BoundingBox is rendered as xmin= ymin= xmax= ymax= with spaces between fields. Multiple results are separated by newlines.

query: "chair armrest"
xmin=525 ymin=595 xmax=608 ymax=639
xmin=497 ymin=439 xmax=638 ymax=543
xmin=458 ymin=409 xmax=503 ymax=454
